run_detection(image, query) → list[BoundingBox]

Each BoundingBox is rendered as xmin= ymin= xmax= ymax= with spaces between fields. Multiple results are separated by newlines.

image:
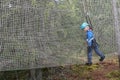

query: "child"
xmin=80 ymin=22 xmax=105 ymax=66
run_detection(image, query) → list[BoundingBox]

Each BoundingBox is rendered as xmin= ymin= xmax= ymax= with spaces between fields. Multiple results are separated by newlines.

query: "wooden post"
xmin=112 ymin=0 xmax=120 ymax=68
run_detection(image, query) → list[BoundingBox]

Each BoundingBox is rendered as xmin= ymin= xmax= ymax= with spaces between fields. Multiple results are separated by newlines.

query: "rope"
xmin=82 ymin=0 xmax=93 ymax=29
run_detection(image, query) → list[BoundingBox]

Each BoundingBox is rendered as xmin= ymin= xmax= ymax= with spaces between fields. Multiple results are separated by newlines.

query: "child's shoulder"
xmin=87 ymin=30 xmax=94 ymax=34
xmin=87 ymin=29 xmax=93 ymax=32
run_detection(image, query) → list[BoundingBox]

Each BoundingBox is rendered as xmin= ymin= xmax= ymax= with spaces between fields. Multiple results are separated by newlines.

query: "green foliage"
xmin=71 ymin=64 xmax=99 ymax=79
xmin=31 ymin=0 xmax=37 ymax=6
xmin=106 ymin=70 xmax=120 ymax=80
xmin=0 ymin=70 xmax=29 ymax=80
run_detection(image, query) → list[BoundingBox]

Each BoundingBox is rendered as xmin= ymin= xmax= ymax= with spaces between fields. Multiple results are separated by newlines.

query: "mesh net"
xmin=0 ymin=0 xmax=120 ymax=79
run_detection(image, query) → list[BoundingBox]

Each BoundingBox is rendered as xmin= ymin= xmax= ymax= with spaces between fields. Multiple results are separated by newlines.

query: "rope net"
xmin=0 ymin=0 xmax=120 ymax=78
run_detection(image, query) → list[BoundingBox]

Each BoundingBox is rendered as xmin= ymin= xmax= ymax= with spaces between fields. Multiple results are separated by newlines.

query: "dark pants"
xmin=87 ymin=42 xmax=104 ymax=63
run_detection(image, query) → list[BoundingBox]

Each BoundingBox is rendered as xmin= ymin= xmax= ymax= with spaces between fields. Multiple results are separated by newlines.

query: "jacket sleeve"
xmin=86 ymin=31 xmax=94 ymax=46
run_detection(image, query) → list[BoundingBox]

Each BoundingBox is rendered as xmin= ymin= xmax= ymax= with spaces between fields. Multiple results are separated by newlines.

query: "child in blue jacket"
xmin=80 ymin=22 xmax=105 ymax=65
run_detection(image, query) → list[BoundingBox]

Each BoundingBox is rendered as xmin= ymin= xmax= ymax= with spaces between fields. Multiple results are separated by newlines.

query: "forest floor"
xmin=43 ymin=54 xmax=120 ymax=80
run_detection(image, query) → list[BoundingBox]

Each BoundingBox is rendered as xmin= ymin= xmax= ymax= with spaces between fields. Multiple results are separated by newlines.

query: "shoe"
xmin=99 ymin=56 xmax=105 ymax=61
xmin=85 ymin=62 xmax=92 ymax=66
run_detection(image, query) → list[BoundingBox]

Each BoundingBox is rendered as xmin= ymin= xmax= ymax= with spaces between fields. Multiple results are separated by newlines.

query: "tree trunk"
xmin=29 ymin=69 xmax=42 ymax=80
xmin=112 ymin=0 xmax=120 ymax=68
xmin=30 ymin=69 xmax=36 ymax=80
xmin=36 ymin=69 xmax=42 ymax=80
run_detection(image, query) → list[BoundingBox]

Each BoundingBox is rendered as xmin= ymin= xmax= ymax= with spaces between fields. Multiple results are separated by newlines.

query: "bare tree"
xmin=112 ymin=0 xmax=120 ymax=68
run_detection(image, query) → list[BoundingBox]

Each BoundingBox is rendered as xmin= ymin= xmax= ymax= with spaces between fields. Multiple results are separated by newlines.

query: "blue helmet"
xmin=80 ymin=22 xmax=89 ymax=30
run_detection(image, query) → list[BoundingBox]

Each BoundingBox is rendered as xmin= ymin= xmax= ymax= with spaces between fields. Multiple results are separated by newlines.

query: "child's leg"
xmin=87 ymin=46 xmax=93 ymax=63
xmin=93 ymin=46 xmax=105 ymax=58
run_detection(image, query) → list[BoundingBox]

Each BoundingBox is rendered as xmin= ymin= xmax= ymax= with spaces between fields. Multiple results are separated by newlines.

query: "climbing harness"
xmin=82 ymin=0 xmax=93 ymax=30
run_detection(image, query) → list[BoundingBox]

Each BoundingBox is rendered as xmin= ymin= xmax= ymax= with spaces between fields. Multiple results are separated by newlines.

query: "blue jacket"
xmin=86 ymin=30 xmax=94 ymax=46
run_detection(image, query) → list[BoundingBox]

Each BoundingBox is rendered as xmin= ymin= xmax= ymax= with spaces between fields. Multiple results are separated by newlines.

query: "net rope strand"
xmin=0 ymin=0 xmax=118 ymax=71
